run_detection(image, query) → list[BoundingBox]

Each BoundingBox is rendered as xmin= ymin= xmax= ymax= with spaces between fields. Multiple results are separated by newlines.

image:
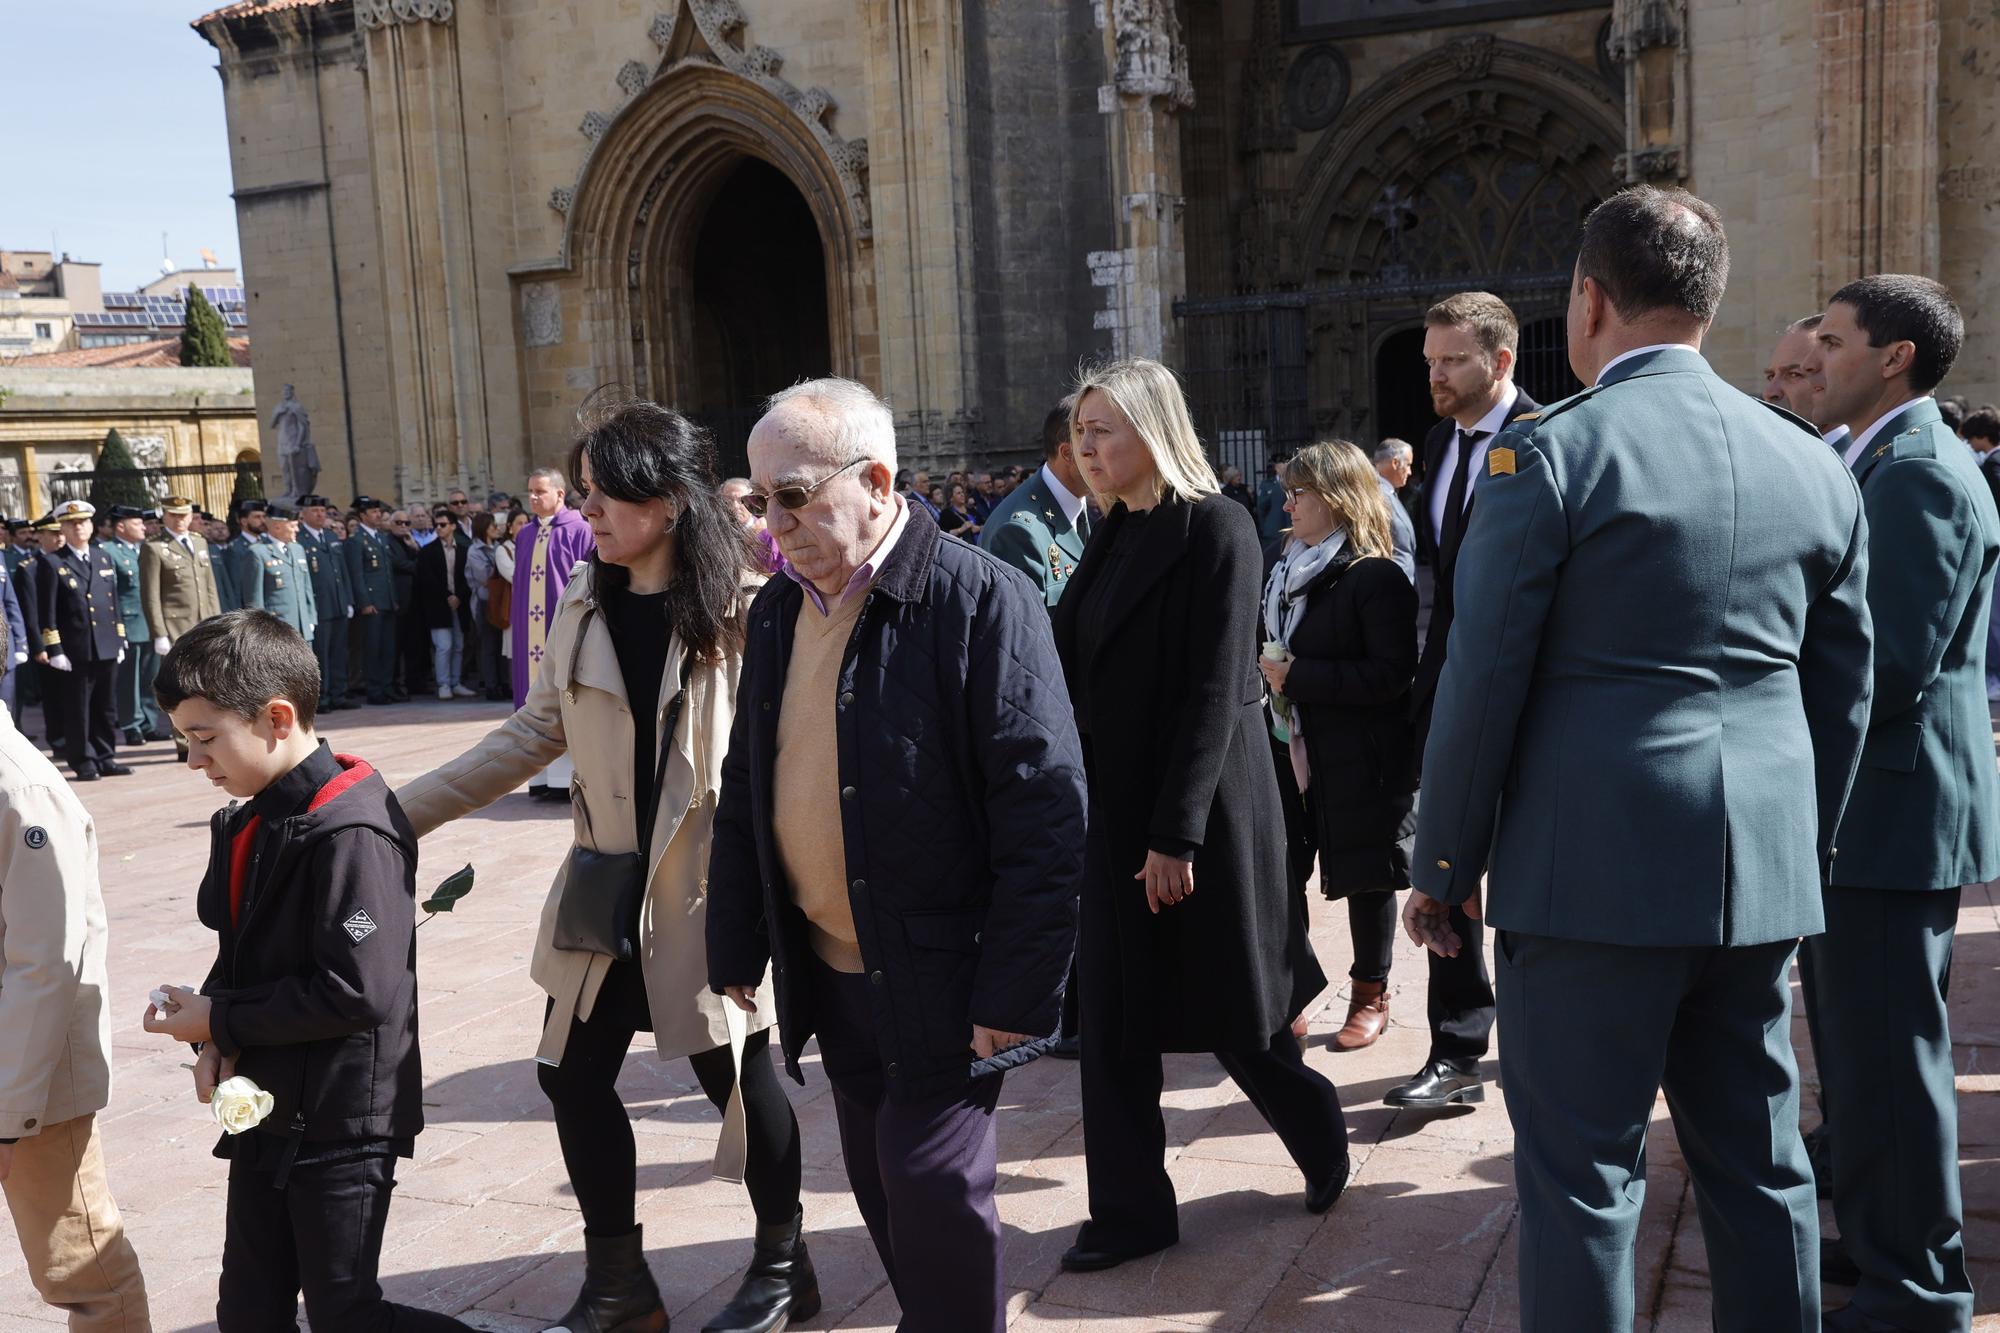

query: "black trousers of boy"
xmin=218 ymin=1150 xmax=475 ymax=1331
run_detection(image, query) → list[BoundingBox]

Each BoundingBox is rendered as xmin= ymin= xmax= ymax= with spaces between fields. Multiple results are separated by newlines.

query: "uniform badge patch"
xmin=1488 ymin=447 xmax=1517 ymax=477
xmin=341 ymin=910 xmax=378 ymax=943
xmin=23 ymin=826 xmax=47 ymax=850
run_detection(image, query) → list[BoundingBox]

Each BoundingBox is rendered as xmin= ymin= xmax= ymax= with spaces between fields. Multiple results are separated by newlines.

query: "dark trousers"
xmin=1496 ymin=931 xmax=1816 ymax=1333
xmin=115 ymin=639 xmax=152 ymax=737
xmin=1808 ymin=885 xmax=1969 ymax=1331
xmin=58 ymin=659 xmax=118 ymax=772
xmin=476 ymin=619 xmax=507 ymax=697
xmin=37 ymin=662 xmax=65 ymax=752
xmin=809 ymin=955 xmax=1004 ymax=1333
xmin=536 ymin=963 xmax=801 ymax=1236
xmin=217 ymin=1151 xmax=475 ymax=1332
xmin=1075 ymin=841 xmax=1348 ymax=1254
xmin=398 ymin=607 xmax=432 ymax=693
xmin=357 ymin=610 xmax=396 ymax=700
xmin=1271 ymin=737 xmax=1398 ymax=982
xmin=313 ymin=615 xmax=350 ymax=706
xmin=1410 ymin=788 xmax=1493 ymax=1067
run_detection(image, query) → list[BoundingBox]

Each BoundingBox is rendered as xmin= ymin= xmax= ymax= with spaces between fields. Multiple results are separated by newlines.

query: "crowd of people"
xmin=0 ymin=181 xmax=1991 ymax=1333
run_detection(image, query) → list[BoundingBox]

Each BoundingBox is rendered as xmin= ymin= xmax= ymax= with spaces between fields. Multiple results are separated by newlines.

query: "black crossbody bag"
xmin=552 ymin=601 xmax=693 ymax=961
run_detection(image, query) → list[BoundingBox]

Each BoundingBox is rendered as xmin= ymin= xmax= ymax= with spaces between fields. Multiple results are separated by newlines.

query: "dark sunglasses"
xmin=743 ymin=457 xmax=869 ymax=517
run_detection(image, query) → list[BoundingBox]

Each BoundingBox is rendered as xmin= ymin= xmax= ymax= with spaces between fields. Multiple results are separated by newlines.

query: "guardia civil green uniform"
xmin=101 ymin=516 xmax=159 ymax=743
xmin=1411 ymin=346 xmax=1874 ymax=1331
xmin=343 ymin=508 xmax=398 ymax=703
xmin=976 ymin=467 xmax=1090 ymax=607
xmin=297 ymin=502 xmax=352 ymax=710
xmin=236 ymin=532 xmax=318 ymax=642
xmin=1812 ymin=396 xmax=1997 ymax=1331
xmin=208 ymin=538 xmax=241 ymax=612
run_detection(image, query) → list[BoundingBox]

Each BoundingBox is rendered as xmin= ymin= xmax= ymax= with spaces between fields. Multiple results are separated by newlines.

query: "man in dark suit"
xmin=1389 ymin=291 xmax=1541 ymax=1110
xmin=1803 ymin=275 xmax=1996 ymax=1333
xmin=38 ymin=501 xmax=132 ymax=782
xmin=1409 ymin=187 xmax=1872 ymax=1329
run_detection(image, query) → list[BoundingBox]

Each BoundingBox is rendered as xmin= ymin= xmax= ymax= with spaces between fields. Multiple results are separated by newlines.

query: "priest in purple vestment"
xmin=511 ymin=466 xmax=595 ymax=794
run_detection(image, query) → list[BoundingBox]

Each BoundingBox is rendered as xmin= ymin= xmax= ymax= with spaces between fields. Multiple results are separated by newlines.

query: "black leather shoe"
xmin=1822 ymin=1233 xmax=1861 ymax=1287
xmin=1048 ymin=1033 xmax=1082 ymax=1060
xmin=1384 ymin=1059 xmax=1484 ymax=1108
xmin=99 ymin=761 xmax=133 ymax=777
xmin=1060 ymin=1238 xmax=1173 ymax=1273
xmin=1306 ymin=1156 xmax=1350 ymax=1215
xmin=72 ymin=766 xmax=100 ymax=782
xmin=545 ymin=1225 xmax=666 ymax=1333
xmin=701 ymin=1207 xmax=820 ymax=1333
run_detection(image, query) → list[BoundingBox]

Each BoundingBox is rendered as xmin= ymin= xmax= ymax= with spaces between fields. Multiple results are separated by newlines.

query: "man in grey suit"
xmin=1803 ymin=275 xmax=1997 ymax=1333
xmin=1407 ymin=187 xmax=1873 ymax=1330
xmin=1368 ymin=439 xmax=1416 ymax=583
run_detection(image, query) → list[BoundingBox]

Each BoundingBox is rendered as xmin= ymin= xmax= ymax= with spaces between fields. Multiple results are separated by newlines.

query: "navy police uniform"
xmin=38 ymin=503 xmax=130 ymax=780
xmin=1411 ymin=346 xmax=1873 ymax=1329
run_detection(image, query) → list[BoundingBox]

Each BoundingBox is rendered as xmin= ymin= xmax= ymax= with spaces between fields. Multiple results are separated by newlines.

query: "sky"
xmin=4 ymin=0 xmax=241 ymax=291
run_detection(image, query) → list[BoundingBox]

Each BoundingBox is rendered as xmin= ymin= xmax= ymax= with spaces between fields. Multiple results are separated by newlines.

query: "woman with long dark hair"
xmin=398 ymin=399 xmax=813 ymax=1333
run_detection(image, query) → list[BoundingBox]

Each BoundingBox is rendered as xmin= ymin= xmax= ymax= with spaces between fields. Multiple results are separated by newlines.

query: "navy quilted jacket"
xmin=706 ymin=504 xmax=1086 ymax=1101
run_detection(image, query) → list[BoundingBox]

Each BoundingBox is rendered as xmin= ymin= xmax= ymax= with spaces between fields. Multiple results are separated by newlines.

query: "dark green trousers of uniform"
xmin=1806 ymin=886 xmax=1969 ymax=1332
xmin=1496 ymin=931 xmax=1817 ymax=1332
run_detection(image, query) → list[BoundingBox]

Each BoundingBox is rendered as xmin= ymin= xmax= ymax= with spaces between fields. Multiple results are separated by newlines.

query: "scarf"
xmin=1261 ymin=531 xmax=1347 ymax=790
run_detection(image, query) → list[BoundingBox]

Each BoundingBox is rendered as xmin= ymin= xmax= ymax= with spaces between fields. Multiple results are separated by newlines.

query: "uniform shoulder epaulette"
xmin=1883 ymin=420 xmax=1944 ymax=463
xmin=1499 ymin=384 xmax=1603 ymax=439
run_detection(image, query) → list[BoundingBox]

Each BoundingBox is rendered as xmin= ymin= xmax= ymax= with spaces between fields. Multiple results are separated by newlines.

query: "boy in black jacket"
xmin=140 ymin=611 xmax=472 ymax=1332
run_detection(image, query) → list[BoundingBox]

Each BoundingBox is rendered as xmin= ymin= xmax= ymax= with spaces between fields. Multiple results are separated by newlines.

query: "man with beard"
xmin=1391 ymin=290 xmax=1542 ymax=1112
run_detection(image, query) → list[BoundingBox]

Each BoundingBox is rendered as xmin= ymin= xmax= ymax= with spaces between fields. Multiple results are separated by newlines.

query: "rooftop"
xmin=193 ymin=0 xmax=334 ymax=26
xmin=3 ymin=336 xmax=251 ymax=369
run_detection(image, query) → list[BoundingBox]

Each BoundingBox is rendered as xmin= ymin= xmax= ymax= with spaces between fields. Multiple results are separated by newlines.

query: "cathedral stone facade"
xmin=195 ymin=0 xmax=1998 ymax=502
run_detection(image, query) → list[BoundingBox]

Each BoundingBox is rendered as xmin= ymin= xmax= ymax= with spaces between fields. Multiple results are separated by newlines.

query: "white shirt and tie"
xmin=1428 ymin=383 xmax=1521 ymax=549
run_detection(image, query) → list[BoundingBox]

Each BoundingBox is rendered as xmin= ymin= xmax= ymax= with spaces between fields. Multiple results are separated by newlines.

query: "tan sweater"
xmin=773 ymin=589 xmax=869 ymax=971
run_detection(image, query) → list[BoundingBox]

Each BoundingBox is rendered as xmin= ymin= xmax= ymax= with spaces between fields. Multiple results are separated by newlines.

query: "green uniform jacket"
xmin=977 ymin=468 xmax=1088 ymax=607
xmin=141 ymin=533 xmax=222 ymax=641
xmin=238 ymin=537 xmax=318 ymax=640
xmin=209 ymin=543 xmax=240 ymax=612
xmin=343 ymin=525 xmax=396 ymax=613
xmin=1832 ymin=398 xmax=2000 ymax=891
xmin=298 ymin=525 xmax=351 ymax=622
xmin=102 ymin=539 xmax=148 ymax=644
xmin=1411 ymin=346 xmax=1874 ymax=947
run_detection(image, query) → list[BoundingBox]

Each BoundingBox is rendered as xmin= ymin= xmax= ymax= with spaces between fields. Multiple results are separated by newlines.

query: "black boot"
xmin=700 ymin=1208 xmax=820 ymax=1333
xmin=545 ymin=1226 xmax=667 ymax=1333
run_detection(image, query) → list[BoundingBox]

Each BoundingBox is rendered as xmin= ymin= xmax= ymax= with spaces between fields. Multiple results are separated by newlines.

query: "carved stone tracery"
xmin=354 ymin=0 xmax=452 ymax=30
xmin=1113 ymin=0 xmax=1194 ymax=108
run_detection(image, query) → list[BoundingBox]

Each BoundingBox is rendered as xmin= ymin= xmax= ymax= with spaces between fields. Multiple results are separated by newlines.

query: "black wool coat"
xmin=413 ymin=536 xmax=471 ymax=632
xmin=1053 ymin=493 xmax=1326 ymax=1054
xmin=1280 ymin=550 xmax=1419 ymax=897
xmin=705 ymin=505 xmax=1086 ymax=1103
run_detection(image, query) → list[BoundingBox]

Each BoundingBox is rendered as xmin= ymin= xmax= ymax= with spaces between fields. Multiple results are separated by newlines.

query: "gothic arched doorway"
xmin=1290 ymin=36 xmax=1621 ymax=443
xmin=682 ymin=159 xmax=832 ymax=477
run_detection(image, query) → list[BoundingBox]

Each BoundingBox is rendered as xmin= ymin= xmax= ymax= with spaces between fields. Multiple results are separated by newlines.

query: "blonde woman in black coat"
xmin=1052 ymin=358 xmax=1348 ymax=1274
xmin=1260 ymin=442 xmax=1420 ymax=1055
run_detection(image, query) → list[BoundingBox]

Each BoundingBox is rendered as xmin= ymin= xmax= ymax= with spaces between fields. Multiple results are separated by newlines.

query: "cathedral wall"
xmin=1938 ymin=0 xmax=1999 ymax=404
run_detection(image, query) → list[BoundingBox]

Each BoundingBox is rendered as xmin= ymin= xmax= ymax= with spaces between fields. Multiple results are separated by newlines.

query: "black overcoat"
xmin=1280 ymin=550 xmax=1419 ymax=897
xmin=1052 ymin=493 xmax=1325 ymax=1054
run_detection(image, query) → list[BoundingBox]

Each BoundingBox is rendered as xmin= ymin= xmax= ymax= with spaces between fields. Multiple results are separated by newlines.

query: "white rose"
xmin=210 ymin=1076 xmax=275 ymax=1135
xmin=1261 ymin=639 xmax=1291 ymax=663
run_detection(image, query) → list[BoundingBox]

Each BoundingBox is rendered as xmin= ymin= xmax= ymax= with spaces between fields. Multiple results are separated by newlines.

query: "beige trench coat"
xmin=397 ymin=562 xmax=774 ymax=1075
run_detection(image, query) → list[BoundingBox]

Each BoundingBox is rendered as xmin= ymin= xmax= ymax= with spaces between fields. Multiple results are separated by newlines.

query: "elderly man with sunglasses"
xmin=708 ymin=377 xmax=1086 ymax=1333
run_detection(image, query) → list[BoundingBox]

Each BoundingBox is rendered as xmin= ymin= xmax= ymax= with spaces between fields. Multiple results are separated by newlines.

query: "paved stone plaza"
xmin=0 ymin=700 xmax=1994 ymax=1331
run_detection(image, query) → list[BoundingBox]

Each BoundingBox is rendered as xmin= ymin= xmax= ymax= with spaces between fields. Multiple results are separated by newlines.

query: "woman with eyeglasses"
xmin=1052 ymin=358 xmax=1348 ymax=1275
xmin=1259 ymin=442 xmax=1419 ymax=1054
xmin=415 ymin=502 xmax=477 ymax=700
xmin=397 ymin=403 xmax=811 ymax=1333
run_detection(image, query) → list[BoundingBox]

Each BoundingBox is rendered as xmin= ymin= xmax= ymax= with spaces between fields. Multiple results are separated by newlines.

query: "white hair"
xmin=761 ymin=377 xmax=898 ymax=474
xmin=1373 ymin=438 xmax=1414 ymax=463
xmin=527 ymin=466 xmax=567 ymax=490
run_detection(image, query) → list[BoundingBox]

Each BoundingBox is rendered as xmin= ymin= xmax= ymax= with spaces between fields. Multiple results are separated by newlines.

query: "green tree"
xmin=228 ymin=461 xmax=265 ymax=523
xmin=179 ymin=284 xmax=233 ymax=368
xmin=88 ymin=429 xmax=151 ymax=512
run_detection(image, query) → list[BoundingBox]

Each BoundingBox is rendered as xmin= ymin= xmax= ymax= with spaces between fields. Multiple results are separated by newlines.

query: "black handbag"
xmin=552 ymin=604 xmax=693 ymax=961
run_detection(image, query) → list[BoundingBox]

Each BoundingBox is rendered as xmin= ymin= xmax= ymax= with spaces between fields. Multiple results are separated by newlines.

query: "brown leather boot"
xmin=1331 ymin=980 xmax=1388 ymax=1051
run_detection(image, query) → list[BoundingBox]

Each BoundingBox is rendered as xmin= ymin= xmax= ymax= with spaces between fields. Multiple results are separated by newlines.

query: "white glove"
xmin=154 ymin=636 xmax=172 ymax=655
xmin=10 ymin=652 xmax=24 ymax=666
xmin=345 ymin=604 xmax=354 ymax=618
xmin=116 ymin=645 xmax=126 ymax=665
xmin=48 ymin=654 xmax=72 ymax=673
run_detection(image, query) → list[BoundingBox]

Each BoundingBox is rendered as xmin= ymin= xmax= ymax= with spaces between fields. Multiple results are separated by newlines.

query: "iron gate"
xmin=1174 ymin=271 xmax=1577 ymax=472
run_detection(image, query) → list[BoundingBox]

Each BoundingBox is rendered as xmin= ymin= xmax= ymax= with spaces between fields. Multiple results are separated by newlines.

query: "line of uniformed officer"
xmin=100 ymin=504 xmax=165 ymax=746
xmin=235 ymin=502 xmax=317 ymax=644
xmin=35 ymin=500 xmax=131 ymax=782
xmin=296 ymin=494 xmax=353 ymax=713
xmin=344 ymin=497 xmax=401 ymax=704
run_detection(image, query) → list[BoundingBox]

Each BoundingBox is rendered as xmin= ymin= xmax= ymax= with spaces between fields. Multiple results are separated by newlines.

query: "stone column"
xmin=1609 ymin=0 xmax=1692 ymax=182
xmin=1094 ymin=0 xmax=1192 ymax=363
xmin=356 ymin=0 xmax=496 ymax=502
xmin=861 ymin=0 xmax=983 ymax=468
xmin=1814 ymin=0 xmax=1940 ymax=291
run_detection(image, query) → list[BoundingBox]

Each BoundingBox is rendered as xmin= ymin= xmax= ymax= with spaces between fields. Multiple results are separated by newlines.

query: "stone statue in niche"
xmin=271 ymin=384 xmax=320 ymax=502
